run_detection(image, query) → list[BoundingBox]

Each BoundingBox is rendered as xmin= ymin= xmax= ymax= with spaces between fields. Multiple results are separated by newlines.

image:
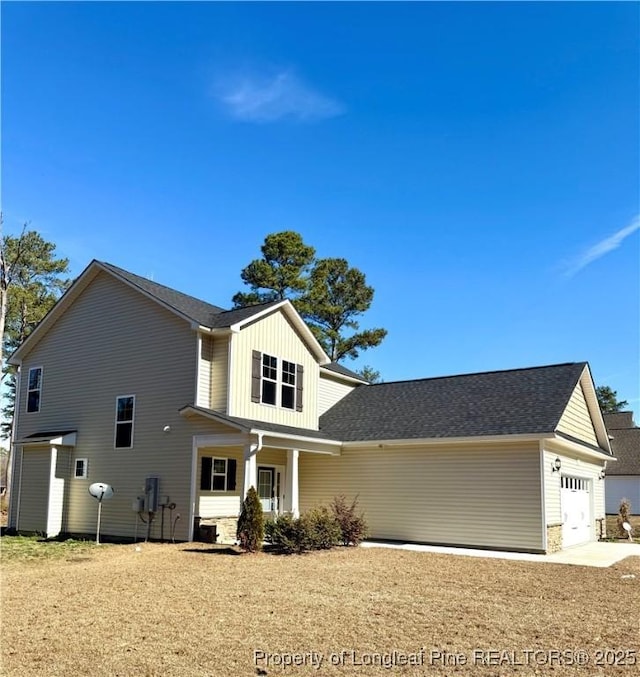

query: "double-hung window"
xmin=200 ymin=457 xmax=237 ymax=492
xmin=261 ymin=354 xmax=278 ymax=405
xmin=115 ymin=395 xmax=135 ymax=448
xmin=26 ymin=367 xmax=43 ymax=413
xmin=252 ymin=351 xmax=303 ymax=411
xmin=281 ymin=360 xmax=296 ymax=409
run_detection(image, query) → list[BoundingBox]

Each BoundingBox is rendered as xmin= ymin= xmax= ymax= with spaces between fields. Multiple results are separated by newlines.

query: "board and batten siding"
xmin=229 ymin=311 xmax=320 ymax=429
xmin=210 ymin=335 xmax=229 ymax=412
xmin=196 ymin=335 xmax=214 ymax=408
xmin=556 ymin=383 xmax=598 ymax=446
xmin=15 ymin=447 xmax=51 ymax=533
xmin=299 ymin=444 xmax=544 ymax=551
xmin=12 ymin=270 xmax=201 ymax=541
xmin=542 ymin=448 xmax=605 ymax=532
xmin=318 ymin=374 xmax=357 ymax=415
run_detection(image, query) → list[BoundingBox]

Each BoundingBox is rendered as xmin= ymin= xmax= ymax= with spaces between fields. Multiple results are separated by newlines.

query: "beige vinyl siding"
xmin=198 ymin=446 xmax=243 ymax=517
xmin=318 ymin=374 xmax=356 ymax=415
xmin=299 ymin=444 xmax=544 ymax=551
xmin=196 ymin=447 xmax=288 ymax=518
xmin=197 ymin=335 xmax=214 ymax=408
xmin=17 ymin=448 xmax=50 ymax=533
xmin=196 ymin=447 xmax=286 ymax=518
xmin=230 ymin=311 xmax=319 ymax=429
xmin=14 ymin=271 xmax=200 ymax=542
xmin=210 ymin=335 xmax=229 ymax=412
xmin=543 ymin=448 xmax=605 ymax=529
xmin=557 ymin=383 xmax=598 ymax=446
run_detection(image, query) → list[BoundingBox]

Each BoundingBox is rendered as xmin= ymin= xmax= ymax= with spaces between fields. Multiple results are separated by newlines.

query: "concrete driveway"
xmin=361 ymin=540 xmax=640 ymax=568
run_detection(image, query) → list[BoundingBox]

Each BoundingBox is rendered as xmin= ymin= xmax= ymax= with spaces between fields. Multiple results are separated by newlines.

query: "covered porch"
xmin=181 ymin=406 xmax=341 ymax=542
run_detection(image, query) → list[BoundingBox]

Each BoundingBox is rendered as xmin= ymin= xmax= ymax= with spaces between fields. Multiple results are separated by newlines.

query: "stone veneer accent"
xmin=546 ymin=524 xmax=563 ymax=553
xmin=198 ymin=517 xmax=238 ymax=544
xmin=596 ymin=517 xmax=606 ymax=540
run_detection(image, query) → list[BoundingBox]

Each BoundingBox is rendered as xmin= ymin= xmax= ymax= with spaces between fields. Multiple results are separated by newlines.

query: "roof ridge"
xmin=98 ymin=260 xmax=227 ymax=314
xmin=216 ymin=299 xmax=282 ymax=315
xmin=362 ymin=362 xmax=586 ymax=387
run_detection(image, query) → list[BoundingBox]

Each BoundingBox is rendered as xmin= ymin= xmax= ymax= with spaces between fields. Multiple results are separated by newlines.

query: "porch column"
xmin=243 ymin=444 xmax=257 ymax=497
xmin=285 ymin=449 xmax=299 ymax=517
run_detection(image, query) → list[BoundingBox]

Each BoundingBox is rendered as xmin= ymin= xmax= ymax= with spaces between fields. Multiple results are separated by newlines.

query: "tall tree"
xmin=1 ymin=221 xmax=70 ymax=437
xmin=301 ymin=257 xmax=387 ymax=362
xmin=596 ymin=385 xmax=628 ymax=414
xmin=358 ymin=365 xmax=382 ymax=384
xmin=233 ymin=232 xmax=388 ymax=362
xmin=232 ymin=231 xmax=315 ymax=309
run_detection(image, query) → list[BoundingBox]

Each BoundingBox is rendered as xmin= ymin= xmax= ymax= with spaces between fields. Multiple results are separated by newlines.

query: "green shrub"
xmin=331 ymin=494 xmax=369 ymax=546
xmin=265 ymin=507 xmax=341 ymax=553
xmin=236 ymin=487 xmax=264 ymax=552
xmin=265 ymin=513 xmax=299 ymax=553
xmin=304 ymin=507 xmax=342 ymax=550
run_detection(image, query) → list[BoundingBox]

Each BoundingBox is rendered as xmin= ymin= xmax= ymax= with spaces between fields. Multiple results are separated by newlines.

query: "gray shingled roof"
xmin=321 ymin=362 xmax=368 ymax=381
xmin=319 ymin=362 xmax=590 ymax=442
xmin=183 ymin=406 xmax=336 ymax=441
xmin=100 ymin=261 xmax=280 ymax=328
xmin=604 ymin=412 xmax=640 ymax=475
xmin=604 ymin=412 xmax=636 ymax=430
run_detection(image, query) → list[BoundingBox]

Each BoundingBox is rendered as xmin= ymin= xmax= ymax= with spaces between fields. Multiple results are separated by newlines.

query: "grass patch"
xmin=0 ymin=534 xmax=101 ymax=563
xmin=1 ymin=542 xmax=639 ymax=676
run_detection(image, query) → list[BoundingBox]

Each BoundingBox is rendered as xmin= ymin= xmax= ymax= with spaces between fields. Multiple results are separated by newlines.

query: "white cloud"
xmin=216 ymin=70 xmax=344 ymax=123
xmin=564 ymin=215 xmax=640 ymax=277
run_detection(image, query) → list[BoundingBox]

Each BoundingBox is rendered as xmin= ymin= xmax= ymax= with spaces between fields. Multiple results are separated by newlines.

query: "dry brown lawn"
xmin=2 ymin=539 xmax=639 ymax=677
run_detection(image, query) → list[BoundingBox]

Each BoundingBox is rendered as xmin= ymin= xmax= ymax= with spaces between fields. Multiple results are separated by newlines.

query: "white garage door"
xmin=561 ymin=476 xmax=591 ymax=547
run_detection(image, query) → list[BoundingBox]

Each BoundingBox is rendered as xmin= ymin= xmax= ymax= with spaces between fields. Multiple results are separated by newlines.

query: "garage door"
xmin=561 ymin=476 xmax=591 ymax=547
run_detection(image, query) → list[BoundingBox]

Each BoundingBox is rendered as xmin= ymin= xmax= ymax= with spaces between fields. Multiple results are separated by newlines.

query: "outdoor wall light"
xmin=552 ymin=457 xmax=562 ymax=473
xmin=598 ymin=470 xmax=606 ymax=480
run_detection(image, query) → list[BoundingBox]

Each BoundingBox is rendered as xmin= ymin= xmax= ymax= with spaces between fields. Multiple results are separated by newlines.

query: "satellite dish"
xmin=88 ymin=483 xmax=114 ymax=544
xmin=622 ymin=522 xmax=632 ymax=532
xmin=89 ymin=483 xmax=114 ymax=501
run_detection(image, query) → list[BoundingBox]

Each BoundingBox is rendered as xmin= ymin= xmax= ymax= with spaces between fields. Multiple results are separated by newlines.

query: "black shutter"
xmin=227 ymin=458 xmax=237 ymax=491
xmin=200 ymin=457 xmax=212 ymax=491
xmin=251 ymin=350 xmax=262 ymax=402
xmin=296 ymin=364 xmax=304 ymax=412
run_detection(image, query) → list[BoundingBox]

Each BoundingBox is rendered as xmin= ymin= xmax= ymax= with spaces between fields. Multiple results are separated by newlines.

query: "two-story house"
xmin=8 ymin=260 xmax=613 ymax=553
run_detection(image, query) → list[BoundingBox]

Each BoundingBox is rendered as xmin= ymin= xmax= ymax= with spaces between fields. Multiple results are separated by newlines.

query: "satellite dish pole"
xmin=88 ymin=483 xmax=115 ymax=544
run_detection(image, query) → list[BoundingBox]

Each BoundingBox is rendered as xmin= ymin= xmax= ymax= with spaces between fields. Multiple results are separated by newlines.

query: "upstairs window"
xmin=281 ymin=360 xmax=296 ymax=409
xmin=251 ymin=351 xmax=303 ymax=412
xmin=115 ymin=395 xmax=135 ymax=448
xmin=26 ymin=367 xmax=43 ymax=413
xmin=261 ymin=354 xmax=278 ymax=405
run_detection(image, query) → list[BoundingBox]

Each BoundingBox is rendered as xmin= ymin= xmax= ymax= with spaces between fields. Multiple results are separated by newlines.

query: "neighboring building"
xmin=604 ymin=412 xmax=640 ymax=515
xmin=8 ymin=261 xmax=613 ymax=553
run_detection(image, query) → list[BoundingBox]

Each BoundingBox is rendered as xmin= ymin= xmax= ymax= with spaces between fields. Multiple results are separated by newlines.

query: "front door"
xmin=257 ymin=467 xmax=275 ymax=513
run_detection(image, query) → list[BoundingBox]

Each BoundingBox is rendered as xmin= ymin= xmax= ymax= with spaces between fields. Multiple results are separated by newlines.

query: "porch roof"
xmin=180 ymin=405 xmax=342 ymax=449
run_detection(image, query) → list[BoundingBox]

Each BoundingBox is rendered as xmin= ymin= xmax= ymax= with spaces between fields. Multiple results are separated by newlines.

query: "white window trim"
xmin=202 ymin=456 xmax=228 ymax=492
xmin=260 ymin=354 xmax=297 ymax=411
xmin=26 ymin=366 xmax=43 ymax=414
xmin=74 ymin=458 xmax=88 ymax=479
xmin=281 ymin=359 xmax=296 ymax=410
xmin=114 ymin=394 xmax=136 ymax=449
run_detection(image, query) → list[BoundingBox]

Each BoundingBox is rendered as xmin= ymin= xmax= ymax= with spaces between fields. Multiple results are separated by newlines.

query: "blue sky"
xmin=2 ymin=2 xmax=639 ymax=408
